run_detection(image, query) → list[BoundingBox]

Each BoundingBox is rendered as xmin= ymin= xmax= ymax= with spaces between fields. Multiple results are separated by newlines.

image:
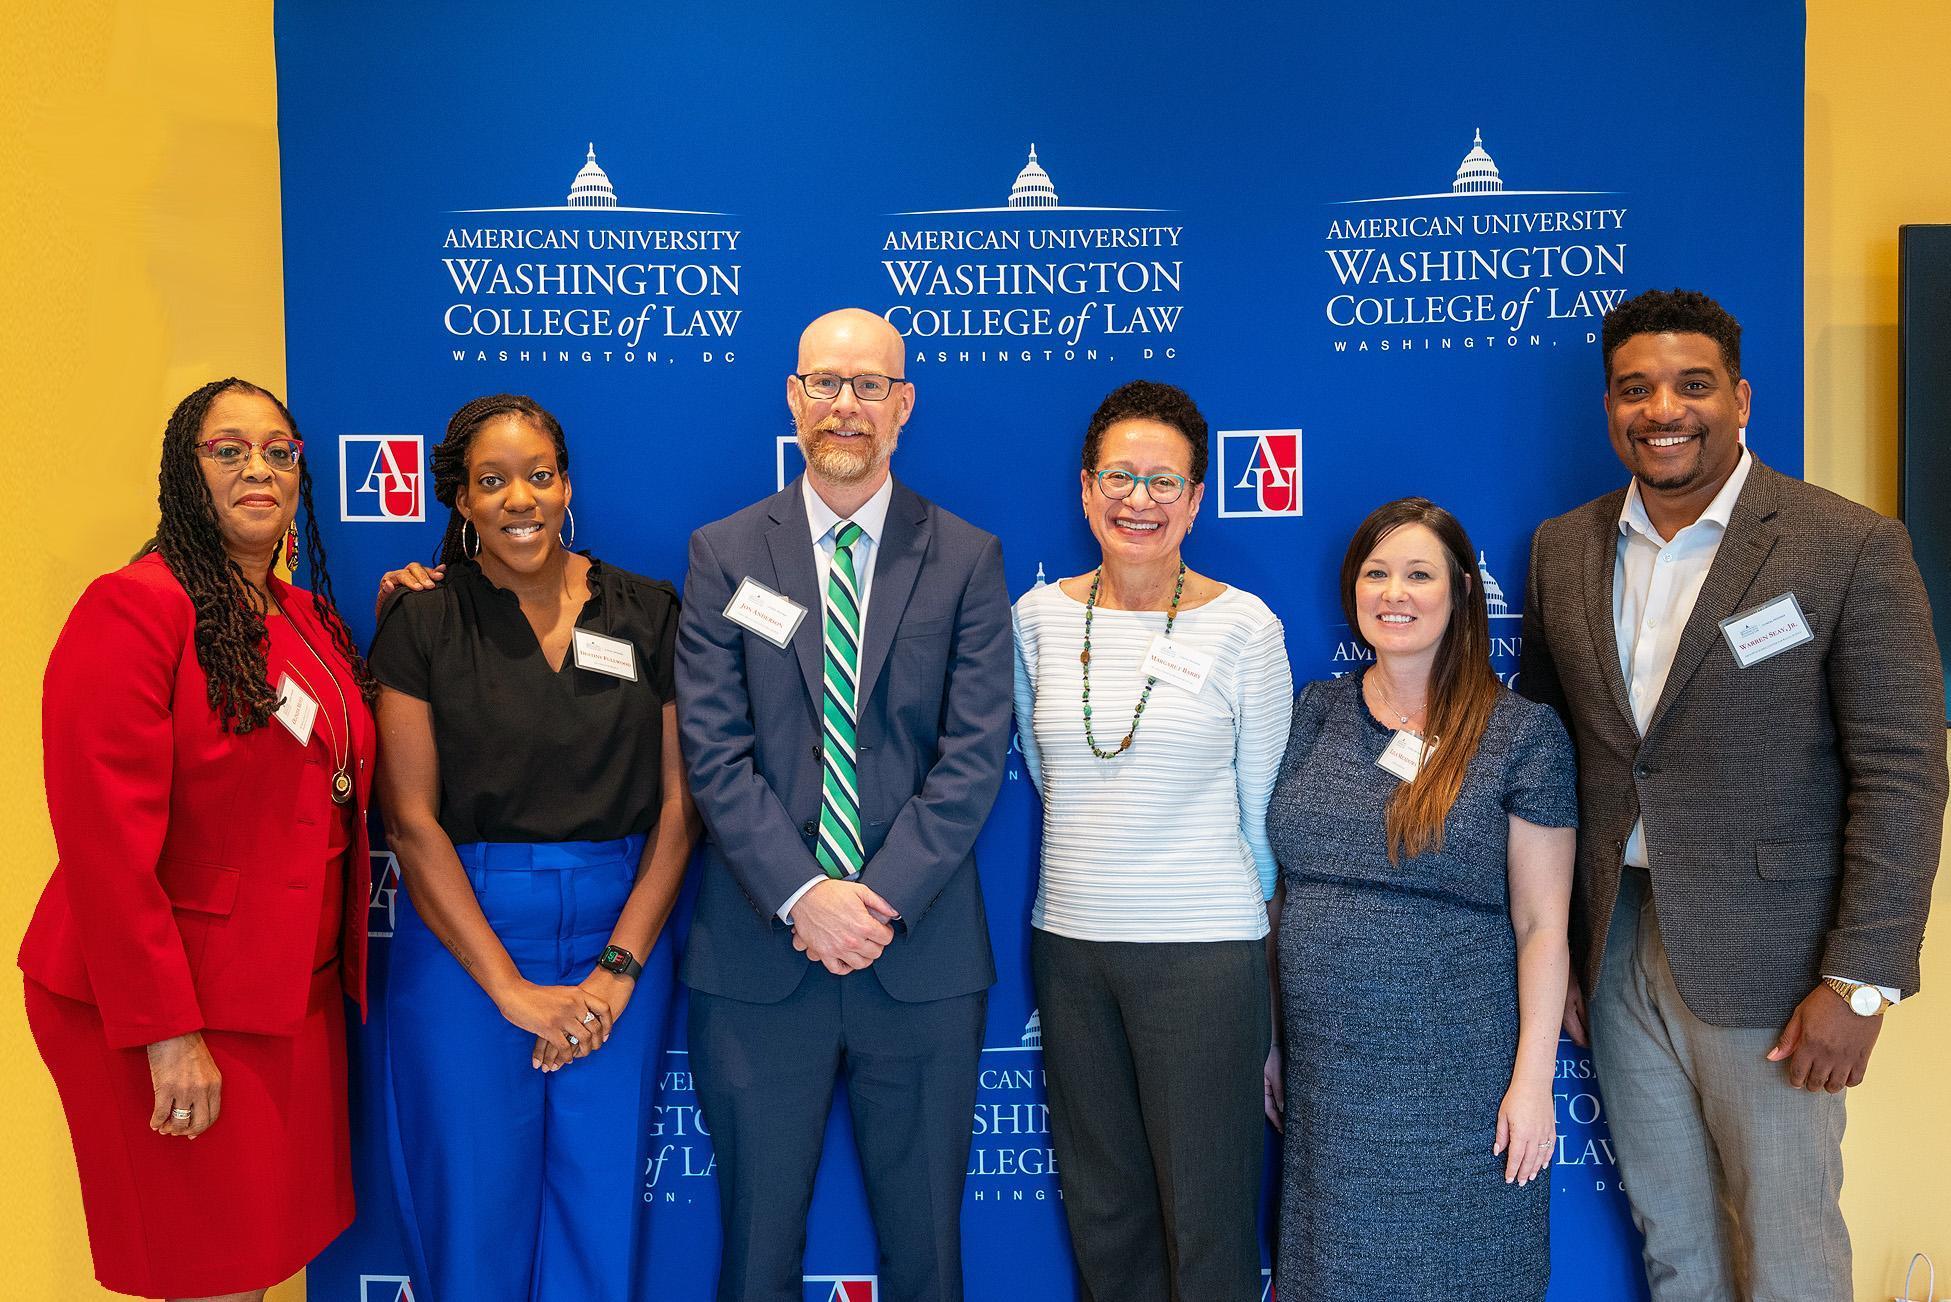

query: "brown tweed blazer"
xmin=1521 ymin=457 xmax=1946 ymax=1027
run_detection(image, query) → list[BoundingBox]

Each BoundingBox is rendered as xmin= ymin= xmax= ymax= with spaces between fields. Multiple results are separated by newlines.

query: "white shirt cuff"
xmin=778 ymin=876 xmax=824 ymax=925
xmin=1824 ymin=975 xmax=1903 ymax=1006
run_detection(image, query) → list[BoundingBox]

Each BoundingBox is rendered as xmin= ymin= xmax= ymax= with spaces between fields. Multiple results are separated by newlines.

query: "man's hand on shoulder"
xmin=1767 ymin=985 xmax=1882 ymax=1093
xmin=790 ymin=879 xmax=900 ymax=975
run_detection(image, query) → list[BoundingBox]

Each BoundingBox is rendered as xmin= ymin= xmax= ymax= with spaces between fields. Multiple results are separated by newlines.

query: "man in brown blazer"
xmin=1521 ymin=288 xmax=1946 ymax=1302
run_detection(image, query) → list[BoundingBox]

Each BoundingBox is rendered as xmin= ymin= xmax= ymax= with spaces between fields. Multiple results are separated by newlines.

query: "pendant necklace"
xmin=272 ymin=595 xmax=356 ymax=805
xmin=1081 ymin=561 xmax=1186 ymax=759
xmin=1370 ymin=671 xmax=1426 ymax=731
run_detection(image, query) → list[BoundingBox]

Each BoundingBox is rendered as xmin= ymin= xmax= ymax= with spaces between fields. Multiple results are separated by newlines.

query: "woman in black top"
xmin=367 ymin=394 xmax=698 ymax=1302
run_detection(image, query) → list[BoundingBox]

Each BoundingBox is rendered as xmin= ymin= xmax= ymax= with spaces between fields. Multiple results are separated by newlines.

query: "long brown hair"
xmin=1339 ymin=498 xmax=1501 ymax=862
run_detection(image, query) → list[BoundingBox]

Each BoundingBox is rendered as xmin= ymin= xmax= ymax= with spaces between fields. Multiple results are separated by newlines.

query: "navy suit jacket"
xmin=676 ymin=476 xmax=1012 ymax=1004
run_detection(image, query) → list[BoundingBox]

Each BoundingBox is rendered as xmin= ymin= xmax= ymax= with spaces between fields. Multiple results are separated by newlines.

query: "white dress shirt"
xmin=1611 ymin=449 xmax=1895 ymax=1004
xmin=779 ymin=474 xmax=895 ymax=922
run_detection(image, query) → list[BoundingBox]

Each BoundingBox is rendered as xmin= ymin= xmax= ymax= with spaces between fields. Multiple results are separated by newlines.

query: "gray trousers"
xmin=1031 ymin=928 xmax=1270 ymax=1302
xmin=1589 ymin=866 xmax=1851 ymax=1302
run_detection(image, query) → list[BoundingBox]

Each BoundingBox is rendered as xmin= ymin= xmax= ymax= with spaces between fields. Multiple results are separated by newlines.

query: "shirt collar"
xmin=803 ymin=474 xmax=894 ymax=549
xmin=1618 ymin=445 xmax=1753 ymax=545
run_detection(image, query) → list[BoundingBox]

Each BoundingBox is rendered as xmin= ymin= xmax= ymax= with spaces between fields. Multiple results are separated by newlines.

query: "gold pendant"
xmin=331 ymin=770 xmax=354 ymax=805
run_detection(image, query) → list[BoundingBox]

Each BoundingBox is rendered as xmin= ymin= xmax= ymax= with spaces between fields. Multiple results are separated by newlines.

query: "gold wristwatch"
xmin=1821 ymin=977 xmax=1891 ymax=1017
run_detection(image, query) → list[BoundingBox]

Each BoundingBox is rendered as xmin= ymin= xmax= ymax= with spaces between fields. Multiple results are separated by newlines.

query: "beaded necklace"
xmin=1080 ymin=561 xmax=1187 ymax=759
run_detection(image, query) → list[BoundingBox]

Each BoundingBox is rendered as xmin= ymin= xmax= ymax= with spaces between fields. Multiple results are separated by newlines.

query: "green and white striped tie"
xmin=816 ymin=521 xmax=867 ymax=878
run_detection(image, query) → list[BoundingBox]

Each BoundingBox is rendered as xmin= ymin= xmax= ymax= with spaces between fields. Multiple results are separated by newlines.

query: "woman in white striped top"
xmin=1011 ymin=380 xmax=1292 ymax=1301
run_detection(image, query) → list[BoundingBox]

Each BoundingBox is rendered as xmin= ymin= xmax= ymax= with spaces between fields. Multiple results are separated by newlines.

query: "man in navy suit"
xmin=676 ymin=308 xmax=1013 ymax=1302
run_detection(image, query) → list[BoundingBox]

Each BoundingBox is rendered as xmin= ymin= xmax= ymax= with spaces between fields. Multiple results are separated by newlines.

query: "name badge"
xmin=275 ymin=672 xmax=318 ymax=746
xmin=572 ymin=628 xmax=638 ymax=680
xmin=724 ymin=577 xmax=808 ymax=649
xmin=1141 ymin=634 xmax=1214 ymax=694
xmin=1719 ymin=593 xmax=1814 ymax=669
xmin=1376 ymin=729 xmax=1436 ymax=782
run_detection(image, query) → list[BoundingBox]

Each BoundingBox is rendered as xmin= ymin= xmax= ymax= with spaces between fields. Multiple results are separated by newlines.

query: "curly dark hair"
xmin=1601 ymin=288 xmax=1743 ymax=384
xmin=139 ymin=378 xmax=377 ymax=733
xmin=1080 ymin=380 xmax=1209 ymax=484
xmin=431 ymin=394 xmax=571 ymax=566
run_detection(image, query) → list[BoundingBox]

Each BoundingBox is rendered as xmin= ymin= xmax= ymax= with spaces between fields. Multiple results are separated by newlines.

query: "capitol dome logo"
xmin=895 ymin=143 xmax=1165 ymax=215
xmin=1477 ymin=551 xmax=1521 ymax=620
xmin=1340 ymin=127 xmax=1603 ymax=205
xmin=455 ymin=141 xmax=724 ymax=215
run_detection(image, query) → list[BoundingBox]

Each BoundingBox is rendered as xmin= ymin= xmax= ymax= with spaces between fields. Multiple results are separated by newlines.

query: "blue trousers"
xmin=386 ymin=836 xmax=674 ymax=1302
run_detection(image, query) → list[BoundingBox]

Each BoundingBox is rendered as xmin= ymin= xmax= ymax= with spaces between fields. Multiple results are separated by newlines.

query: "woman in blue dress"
xmin=1267 ymin=498 xmax=1576 ymax=1300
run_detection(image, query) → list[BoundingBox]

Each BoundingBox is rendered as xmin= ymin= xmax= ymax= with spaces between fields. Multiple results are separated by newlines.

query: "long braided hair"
xmin=431 ymin=394 xmax=571 ymax=566
xmin=139 ymin=378 xmax=378 ymax=733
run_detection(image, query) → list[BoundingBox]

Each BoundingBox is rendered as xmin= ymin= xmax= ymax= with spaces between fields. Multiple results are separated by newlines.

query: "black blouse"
xmin=368 ymin=556 xmax=679 ymax=845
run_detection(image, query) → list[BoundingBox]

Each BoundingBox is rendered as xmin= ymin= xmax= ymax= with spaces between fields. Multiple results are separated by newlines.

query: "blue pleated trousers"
xmin=386 ymin=836 xmax=674 ymax=1302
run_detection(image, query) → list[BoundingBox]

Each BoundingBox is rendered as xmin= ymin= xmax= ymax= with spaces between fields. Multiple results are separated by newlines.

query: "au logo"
xmin=359 ymin=1276 xmax=416 ymax=1302
xmin=804 ymin=1276 xmax=877 ymax=1301
xmin=340 ymin=435 xmax=426 ymax=523
xmin=368 ymin=851 xmax=403 ymax=938
xmin=1216 ymin=430 xmax=1303 ymax=519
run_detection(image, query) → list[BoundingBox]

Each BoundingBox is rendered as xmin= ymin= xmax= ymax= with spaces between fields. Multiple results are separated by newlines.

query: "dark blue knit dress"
xmin=1267 ymin=670 xmax=1576 ymax=1301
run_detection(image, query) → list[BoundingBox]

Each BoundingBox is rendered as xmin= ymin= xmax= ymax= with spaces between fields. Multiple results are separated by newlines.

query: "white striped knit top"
xmin=1012 ymin=580 xmax=1293 ymax=942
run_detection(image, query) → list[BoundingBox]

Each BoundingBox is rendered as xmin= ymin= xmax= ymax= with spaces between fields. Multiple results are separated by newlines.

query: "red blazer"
xmin=19 ymin=553 xmax=376 ymax=1049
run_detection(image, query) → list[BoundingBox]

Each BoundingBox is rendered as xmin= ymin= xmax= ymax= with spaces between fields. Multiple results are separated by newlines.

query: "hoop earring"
xmin=284 ymin=525 xmax=300 ymax=574
xmin=461 ymin=518 xmax=480 ymax=558
xmin=561 ymin=506 xmax=576 ymax=550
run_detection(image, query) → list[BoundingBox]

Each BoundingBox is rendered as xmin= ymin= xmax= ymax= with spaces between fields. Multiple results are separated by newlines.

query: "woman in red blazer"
xmin=19 ymin=379 xmax=378 ymax=1301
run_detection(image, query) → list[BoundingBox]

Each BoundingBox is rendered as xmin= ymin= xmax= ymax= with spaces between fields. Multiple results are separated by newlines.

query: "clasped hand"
xmin=494 ymin=973 xmax=629 ymax=1072
xmin=791 ymin=879 xmax=900 ymax=975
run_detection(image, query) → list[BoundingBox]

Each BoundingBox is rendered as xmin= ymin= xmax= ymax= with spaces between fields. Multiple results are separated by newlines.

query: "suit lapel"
xmin=1579 ymin=491 xmax=1638 ymax=734
xmin=763 ymin=480 xmax=826 ymax=707
xmin=855 ymin=481 xmax=931 ymax=702
xmin=1644 ymin=461 xmax=1782 ymax=737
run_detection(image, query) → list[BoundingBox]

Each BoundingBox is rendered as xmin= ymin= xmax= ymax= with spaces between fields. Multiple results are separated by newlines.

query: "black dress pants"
xmin=1032 ymin=928 xmax=1270 ymax=1302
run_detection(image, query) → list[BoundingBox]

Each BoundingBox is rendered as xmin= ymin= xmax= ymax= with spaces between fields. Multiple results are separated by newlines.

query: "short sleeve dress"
xmin=1266 ymin=670 xmax=1576 ymax=1302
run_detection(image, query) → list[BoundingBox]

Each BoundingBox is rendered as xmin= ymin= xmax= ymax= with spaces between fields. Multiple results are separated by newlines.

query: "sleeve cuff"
xmin=778 ymin=876 xmax=824 ymax=925
xmin=1823 ymin=974 xmax=1904 ymax=1006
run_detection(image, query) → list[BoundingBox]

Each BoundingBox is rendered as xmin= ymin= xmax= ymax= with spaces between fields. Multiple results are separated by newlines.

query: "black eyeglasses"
xmin=794 ymin=373 xmax=908 ymax=402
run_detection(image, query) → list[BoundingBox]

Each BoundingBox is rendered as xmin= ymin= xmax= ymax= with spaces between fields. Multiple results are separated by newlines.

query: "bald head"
xmin=787 ymin=307 xmax=916 ymax=501
xmin=797 ymin=308 xmax=906 ymax=377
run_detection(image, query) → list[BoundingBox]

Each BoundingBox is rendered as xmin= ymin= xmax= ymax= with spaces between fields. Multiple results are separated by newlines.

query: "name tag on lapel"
xmin=572 ymin=628 xmax=638 ymax=680
xmin=1719 ymin=593 xmax=1814 ymax=668
xmin=275 ymin=672 xmax=318 ymax=745
xmin=724 ymin=576 xmax=807 ymax=649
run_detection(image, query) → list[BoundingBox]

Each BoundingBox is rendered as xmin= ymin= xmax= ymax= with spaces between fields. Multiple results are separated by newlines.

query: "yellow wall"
xmin=1808 ymin=3 xmax=1951 ymax=1297
xmin=0 ymin=3 xmax=299 ymax=1298
xmin=1 ymin=2 xmax=1944 ymax=1299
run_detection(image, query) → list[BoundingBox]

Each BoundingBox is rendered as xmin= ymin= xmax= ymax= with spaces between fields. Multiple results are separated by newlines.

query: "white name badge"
xmin=1141 ymin=634 xmax=1215 ymax=694
xmin=274 ymin=673 xmax=318 ymax=746
xmin=1719 ymin=593 xmax=1814 ymax=668
xmin=1376 ymin=729 xmax=1436 ymax=782
xmin=572 ymin=628 xmax=638 ymax=680
xmin=724 ymin=577 xmax=808 ymax=649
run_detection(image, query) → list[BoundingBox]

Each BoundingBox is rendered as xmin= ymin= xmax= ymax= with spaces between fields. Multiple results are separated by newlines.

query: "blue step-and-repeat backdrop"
xmin=276 ymin=3 xmax=1804 ymax=1298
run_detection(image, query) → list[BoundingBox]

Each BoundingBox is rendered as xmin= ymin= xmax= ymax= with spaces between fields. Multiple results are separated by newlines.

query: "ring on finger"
xmin=566 ymin=1033 xmax=580 ymax=1047
xmin=580 ymin=1011 xmax=597 ymax=1026
xmin=170 ymin=1107 xmax=194 ymax=1121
